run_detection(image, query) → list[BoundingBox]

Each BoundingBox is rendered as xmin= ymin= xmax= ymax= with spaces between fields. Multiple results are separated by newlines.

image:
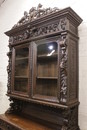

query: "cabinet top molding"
xmin=5 ymin=5 xmax=82 ymax=36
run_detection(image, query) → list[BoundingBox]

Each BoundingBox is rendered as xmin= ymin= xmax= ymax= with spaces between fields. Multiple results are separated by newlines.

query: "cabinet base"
xmin=2 ymin=99 xmax=80 ymax=130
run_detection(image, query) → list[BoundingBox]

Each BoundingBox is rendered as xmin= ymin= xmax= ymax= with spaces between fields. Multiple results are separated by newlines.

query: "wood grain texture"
xmin=2 ymin=5 xmax=82 ymax=130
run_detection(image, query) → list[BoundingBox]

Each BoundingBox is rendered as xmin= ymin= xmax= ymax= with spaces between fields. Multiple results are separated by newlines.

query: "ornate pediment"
xmin=13 ymin=4 xmax=59 ymax=28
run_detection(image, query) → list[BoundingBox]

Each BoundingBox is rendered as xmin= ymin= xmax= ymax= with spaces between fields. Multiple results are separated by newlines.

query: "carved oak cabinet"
xmin=0 ymin=5 xmax=82 ymax=130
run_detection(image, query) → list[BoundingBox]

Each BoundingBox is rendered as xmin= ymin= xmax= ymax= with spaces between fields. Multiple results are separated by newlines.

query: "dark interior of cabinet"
xmin=34 ymin=41 xmax=58 ymax=98
xmin=14 ymin=46 xmax=29 ymax=93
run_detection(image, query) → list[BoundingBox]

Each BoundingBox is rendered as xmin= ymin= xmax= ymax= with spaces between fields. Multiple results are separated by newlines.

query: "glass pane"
xmin=16 ymin=47 xmax=29 ymax=59
xmin=37 ymin=42 xmax=58 ymax=78
xmin=14 ymin=78 xmax=28 ymax=92
xmin=35 ymin=41 xmax=58 ymax=97
xmin=35 ymin=79 xmax=57 ymax=97
xmin=14 ymin=46 xmax=29 ymax=93
xmin=37 ymin=60 xmax=57 ymax=77
xmin=15 ymin=59 xmax=28 ymax=77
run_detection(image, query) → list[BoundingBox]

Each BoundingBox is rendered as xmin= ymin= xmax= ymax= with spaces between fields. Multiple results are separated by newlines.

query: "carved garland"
xmin=10 ymin=18 xmax=67 ymax=44
xmin=59 ymin=36 xmax=68 ymax=103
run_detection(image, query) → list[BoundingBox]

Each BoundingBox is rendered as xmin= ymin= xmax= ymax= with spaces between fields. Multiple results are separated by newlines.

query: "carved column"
xmin=59 ymin=36 xmax=68 ymax=103
xmin=7 ymin=37 xmax=13 ymax=93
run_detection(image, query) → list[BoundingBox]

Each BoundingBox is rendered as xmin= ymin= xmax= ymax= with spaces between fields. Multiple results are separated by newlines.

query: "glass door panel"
xmin=34 ymin=41 xmax=58 ymax=99
xmin=14 ymin=46 xmax=29 ymax=93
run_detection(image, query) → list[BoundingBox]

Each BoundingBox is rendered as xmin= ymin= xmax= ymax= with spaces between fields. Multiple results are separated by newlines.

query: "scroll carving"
xmin=59 ymin=37 xmax=68 ymax=103
xmin=11 ymin=18 xmax=67 ymax=44
xmin=13 ymin=4 xmax=59 ymax=28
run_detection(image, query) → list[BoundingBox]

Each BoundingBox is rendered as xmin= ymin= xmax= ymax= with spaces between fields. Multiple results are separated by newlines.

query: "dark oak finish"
xmin=0 ymin=113 xmax=52 ymax=130
xmin=0 ymin=4 xmax=82 ymax=130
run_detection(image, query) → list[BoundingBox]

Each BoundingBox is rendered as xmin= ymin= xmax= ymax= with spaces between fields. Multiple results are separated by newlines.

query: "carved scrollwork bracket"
xmin=59 ymin=36 xmax=68 ymax=103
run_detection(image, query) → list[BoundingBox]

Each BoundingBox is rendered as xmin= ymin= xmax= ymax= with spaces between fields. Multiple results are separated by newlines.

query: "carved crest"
xmin=13 ymin=4 xmax=59 ymax=28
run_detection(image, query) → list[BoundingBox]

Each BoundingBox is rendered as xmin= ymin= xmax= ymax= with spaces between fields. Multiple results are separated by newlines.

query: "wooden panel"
xmin=68 ymin=36 xmax=78 ymax=101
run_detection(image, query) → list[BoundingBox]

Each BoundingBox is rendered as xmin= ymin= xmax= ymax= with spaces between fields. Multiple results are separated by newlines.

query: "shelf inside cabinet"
xmin=15 ymin=57 xmax=28 ymax=61
xmin=15 ymin=76 xmax=28 ymax=79
xmin=37 ymin=53 xmax=57 ymax=60
xmin=37 ymin=77 xmax=58 ymax=79
xmin=35 ymin=78 xmax=57 ymax=97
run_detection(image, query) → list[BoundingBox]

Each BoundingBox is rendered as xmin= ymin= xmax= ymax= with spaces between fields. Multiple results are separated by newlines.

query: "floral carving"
xmin=12 ymin=18 xmax=67 ymax=44
xmin=59 ymin=37 xmax=67 ymax=103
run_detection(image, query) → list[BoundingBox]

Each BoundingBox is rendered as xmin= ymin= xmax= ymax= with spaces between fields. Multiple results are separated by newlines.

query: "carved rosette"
xmin=59 ymin=36 xmax=68 ymax=103
xmin=7 ymin=38 xmax=12 ymax=93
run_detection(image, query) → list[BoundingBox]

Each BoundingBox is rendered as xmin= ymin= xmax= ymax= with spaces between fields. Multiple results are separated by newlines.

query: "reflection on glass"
xmin=37 ymin=42 xmax=58 ymax=78
xmin=35 ymin=42 xmax=58 ymax=97
xmin=37 ymin=42 xmax=57 ymax=57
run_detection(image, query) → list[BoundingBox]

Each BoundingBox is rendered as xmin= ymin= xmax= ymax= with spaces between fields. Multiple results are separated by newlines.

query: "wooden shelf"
xmin=37 ymin=77 xmax=57 ymax=79
xmin=37 ymin=53 xmax=57 ymax=59
xmin=15 ymin=76 xmax=28 ymax=79
xmin=15 ymin=57 xmax=28 ymax=61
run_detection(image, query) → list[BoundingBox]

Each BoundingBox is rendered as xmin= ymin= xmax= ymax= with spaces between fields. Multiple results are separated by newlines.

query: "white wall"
xmin=0 ymin=0 xmax=87 ymax=130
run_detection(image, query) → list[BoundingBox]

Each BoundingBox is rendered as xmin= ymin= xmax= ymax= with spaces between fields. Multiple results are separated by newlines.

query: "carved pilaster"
xmin=59 ymin=36 xmax=68 ymax=103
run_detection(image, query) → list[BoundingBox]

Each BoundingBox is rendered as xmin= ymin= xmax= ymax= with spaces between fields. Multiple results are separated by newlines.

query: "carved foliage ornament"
xmin=13 ymin=4 xmax=60 ymax=28
xmin=7 ymin=44 xmax=12 ymax=93
xmin=10 ymin=18 xmax=67 ymax=44
xmin=59 ymin=36 xmax=67 ymax=103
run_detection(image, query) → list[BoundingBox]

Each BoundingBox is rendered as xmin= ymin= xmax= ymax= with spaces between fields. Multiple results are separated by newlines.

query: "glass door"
xmin=33 ymin=40 xmax=59 ymax=102
xmin=12 ymin=44 xmax=30 ymax=95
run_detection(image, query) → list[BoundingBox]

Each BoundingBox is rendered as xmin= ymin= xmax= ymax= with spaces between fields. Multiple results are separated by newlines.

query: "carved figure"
xmin=12 ymin=4 xmax=60 ymax=28
xmin=29 ymin=7 xmax=36 ymax=21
